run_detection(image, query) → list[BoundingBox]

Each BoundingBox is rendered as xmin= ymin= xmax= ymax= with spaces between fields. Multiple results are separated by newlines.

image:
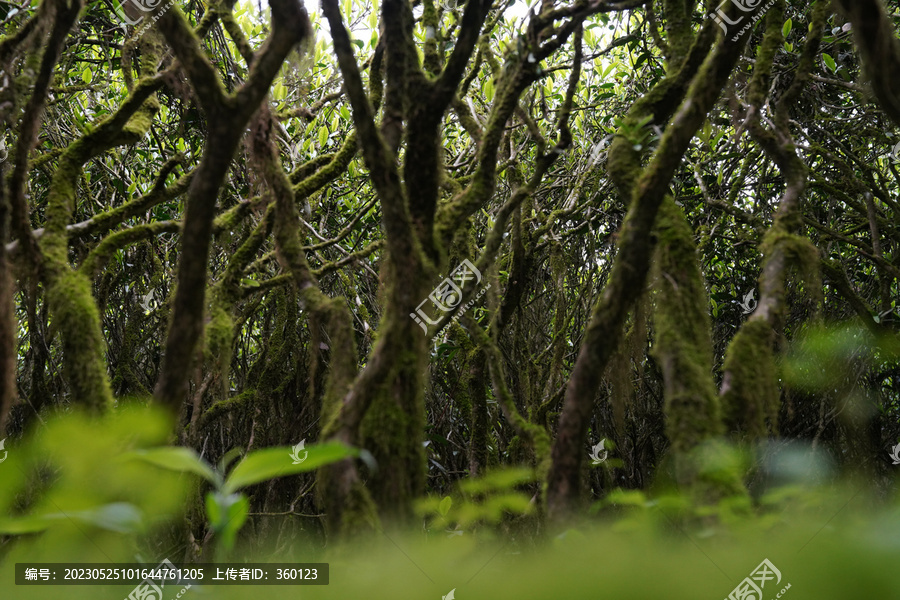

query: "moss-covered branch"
xmin=154 ymin=0 xmax=313 ymax=414
xmin=720 ymin=0 xmax=829 ymax=438
xmin=650 ymin=196 xmax=723 ymax=486
xmin=547 ymin=16 xmax=750 ymax=520
xmin=7 ymin=0 xmax=85 ymax=266
xmin=79 ymin=221 xmax=180 ymax=279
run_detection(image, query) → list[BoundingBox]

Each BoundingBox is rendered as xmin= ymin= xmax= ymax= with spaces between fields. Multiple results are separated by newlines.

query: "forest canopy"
xmin=1 ymin=0 xmax=900 ymax=598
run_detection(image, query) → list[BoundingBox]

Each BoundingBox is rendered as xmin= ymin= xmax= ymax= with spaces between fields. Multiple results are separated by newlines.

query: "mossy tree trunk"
xmin=152 ymin=0 xmax=313 ymax=416
xmin=650 ymin=196 xmax=723 ymax=487
xmin=19 ymin=5 xmax=165 ymax=413
xmin=318 ymin=0 xmax=604 ymax=528
xmin=720 ymin=1 xmax=828 ymax=439
xmin=547 ymin=5 xmax=753 ymax=520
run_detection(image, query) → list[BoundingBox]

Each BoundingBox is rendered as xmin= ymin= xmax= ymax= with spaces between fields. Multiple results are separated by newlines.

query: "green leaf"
xmin=206 ymin=492 xmax=249 ymax=548
xmin=584 ymin=27 xmax=595 ymax=47
xmin=605 ymin=488 xmax=649 ymax=507
xmin=484 ymin=77 xmax=494 ymax=102
xmin=64 ymin=502 xmax=144 ymax=533
xmin=222 ymin=442 xmax=358 ymax=494
xmin=125 ymin=447 xmax=221 ymax=487
xmin=205 ymin=492 xmax=225 ymax=528
xmin=700 ymin=120 xmax=712 ymax=143
xmin=822 ymin=53 xmax=836 ymax=72
xmin=0 ymin=516 xmax=52 ymax=534
xmin=782 ymin=18 xmax=792 ymax=38
xmin=82 ymin=67 xmax=92 ymax=84
xmin=2 ymin=503 xmax=145 ymax=535
xmin=439 ymin=496 xmax=453 ymax=517
xmin=458 ymin=467 xmax=536 ymax=495
xmin=318 ymin=125 xmax=328 ymax=148
xmin=217 ymin=447 xmax=244 ymax=474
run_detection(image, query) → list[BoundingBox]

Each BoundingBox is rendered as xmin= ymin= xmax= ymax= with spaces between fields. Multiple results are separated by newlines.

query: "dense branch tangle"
xmin=1 ymin=0 xmax=899 ymax=551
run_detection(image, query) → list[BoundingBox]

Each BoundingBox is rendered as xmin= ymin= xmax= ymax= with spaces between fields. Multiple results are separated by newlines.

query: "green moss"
xmin=467 ymin=317 xmax=551 ymax=482
xmin=293 ymin=132 xmax=358 ymax=199
xmin=337 ymin=270 xmax=372 ymax=339
xmin=254 ymin=127 xmax=380 ymax=535
xmin=44 ymin=270 xmax=114 ymax=412
xmin=41 ymin=151 xmax=115 ymax=412
xmin=747 ymin=2 xmax=785 ymax=109
xmin=452 ymin=325 xmax=477 ymax=421
xmin=719 ymin=228 xmax=820 ymax=439
xmin=651 ymin=197 xmax=724 ymax=486
xmin=201 ymin=388 xmax=256 ymax=428
xmin=111 ymin=306 xmax=151 ymax=396
xmin=761 ymin=230 xmax=822 ymax=306
xmin=506 ymin=435 xmax=530 ymax=464
xmin=253 ymin=288 xmax=300 ymax=400
xmin=80 ymin=221 xmax=180 ymax=279
xmin=317 ymin=460 xmax=381 ymax=540
xmin=205 ymin=303 xmax=234 ymax=374
xmin=314 ymin=296 xmax=358 ymax=419
xmin=720 ymin=319 xmax=779 ymax=438
xmin=213 ymin=201 xmax=256 ymax=235
xmin=357 ymin=343 xmax=428 ymax=523
xmin=606 ymin=294 xmax=649 ymax=437
xmin=34 ymin=38 xmax=163 ymax=413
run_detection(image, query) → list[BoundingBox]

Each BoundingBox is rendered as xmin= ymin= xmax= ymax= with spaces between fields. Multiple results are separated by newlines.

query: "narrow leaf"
xmin=223 ymin=442 xmax=358 ymax=494
xmin=125 ymin=447 xmax=220 ymax=486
